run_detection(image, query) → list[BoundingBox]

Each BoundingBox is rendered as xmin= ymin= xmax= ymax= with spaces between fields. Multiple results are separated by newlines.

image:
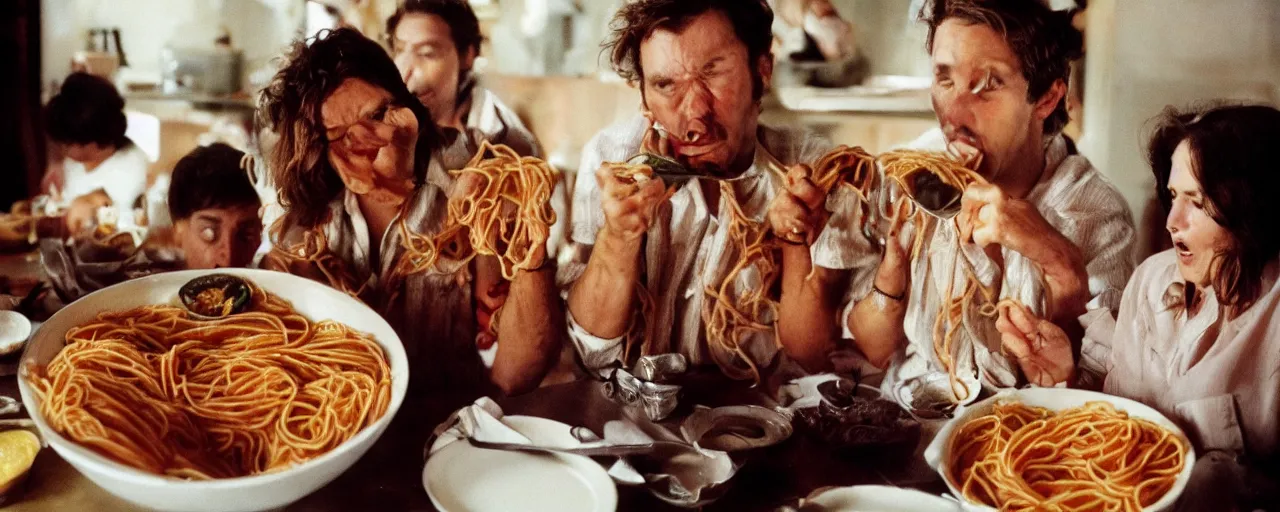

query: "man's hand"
xmin=874 ymin=198 xmax=914 ymax=297
xmin=844 ymin=198 xmax=916 ymax=369
xmin=65 ymin=189 xmax=112 ymax=234
xmin=958 ymin=182 xmax=1089 ymax=322
xmin=995 ymin=302 xmax=1076 ymax=387
xmin=596 ymin=165 xmax=666 ymax=244
xmin=958 ymin=183 xmax=1056 ymax=254
xmin=328 ymin=105 xmax=419 ymax=207
xmin=767 ymin=165 xmax=828 ymax=245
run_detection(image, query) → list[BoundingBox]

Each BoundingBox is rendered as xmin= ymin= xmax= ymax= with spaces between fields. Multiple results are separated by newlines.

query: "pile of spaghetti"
xmin=27 ymin=288 xmax=392 ymax=479
xmin=393 ymin=141 xmax=559 ymax=283
xmin=950 ymin=401 xmax=1187 ymax=511
xmin=877 ymin=149 xmax=1019 ymax=403
xmin=701 ymin=182 xmax=780 ymax=382
xmin=701 ymin=145 xmax=877 ymax=383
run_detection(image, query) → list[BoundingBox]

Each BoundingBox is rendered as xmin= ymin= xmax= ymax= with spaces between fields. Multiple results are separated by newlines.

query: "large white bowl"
xmin=16 ymin=269 xmax=410 ymax=512
xmin=924 ymin=388 xmax=1196 ymax=512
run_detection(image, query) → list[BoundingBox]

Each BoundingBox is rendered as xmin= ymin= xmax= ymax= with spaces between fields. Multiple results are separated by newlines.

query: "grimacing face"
xmin=1166 ymin=140 xmax=1231 ymax=287
xmin=929 ymin=19 xmax=1061 ymax=181
xmin=638 ymin=9 xmax=771 ymax=177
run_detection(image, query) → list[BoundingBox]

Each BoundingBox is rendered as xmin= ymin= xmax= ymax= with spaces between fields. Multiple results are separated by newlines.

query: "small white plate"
xmin=803 ymin=485 xmax=960 ymax=511
xmin=424 ymin=416 xmax=617 ymax=512
xmin=0 ymin=310 xmax=32 ymax=356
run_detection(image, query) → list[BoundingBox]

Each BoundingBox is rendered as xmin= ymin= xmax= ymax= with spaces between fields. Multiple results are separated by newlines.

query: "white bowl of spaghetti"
xmin=924 ymin=388 xmax=1195 ymax=512
xmin=15 ymin=269 xmax=408 ymax=512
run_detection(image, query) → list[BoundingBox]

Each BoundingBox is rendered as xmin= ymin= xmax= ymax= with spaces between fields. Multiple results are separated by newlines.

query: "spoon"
xmin=903 ymin=171 xmax=965 ymax=220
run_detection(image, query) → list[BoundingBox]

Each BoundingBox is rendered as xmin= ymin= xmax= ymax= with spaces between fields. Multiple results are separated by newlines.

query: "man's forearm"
xmin=491 ymin=264 xmax=564 ymax=396
xmin=846 ymin=257 xmax=910 ymax=369
xmin=1024 ymin=232 xmax=1090 ymax=325
xmin=777 ymin=244 xmax=845 ymax=373
xmin=847 ymin=293 xmax=907 ymax=369
xmin=566 ymin=228 xmax=643 ymax=339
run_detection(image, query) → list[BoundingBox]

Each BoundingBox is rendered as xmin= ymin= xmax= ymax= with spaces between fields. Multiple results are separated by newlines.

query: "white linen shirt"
xmin=564 ymin=115 xmax=878 ymax=375
xmin=1086 ymin=251 xmax=1280 ymax=460
xmin=851 ymin=128 xmax=1136 ymax=399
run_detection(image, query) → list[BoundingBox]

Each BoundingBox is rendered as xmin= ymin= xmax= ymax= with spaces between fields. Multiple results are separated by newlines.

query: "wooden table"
xmin=0 ymin=371 xmax=946 ymax=512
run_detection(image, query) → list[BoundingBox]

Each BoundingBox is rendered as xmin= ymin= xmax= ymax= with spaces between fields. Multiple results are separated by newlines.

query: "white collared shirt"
xmin=1088 ymin=251 xmax=1280 ymax=460
xmin=61 ymin=144 xmax=151 ymax=226
xmin=852 ymin=128 xmax=1136 ymax=399
xmin=564 ymin=115 xmax=878 ymax=375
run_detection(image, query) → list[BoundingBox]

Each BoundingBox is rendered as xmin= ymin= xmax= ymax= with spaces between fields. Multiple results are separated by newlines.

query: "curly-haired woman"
xmin=259 ymin=29 xmax=563 ymax=404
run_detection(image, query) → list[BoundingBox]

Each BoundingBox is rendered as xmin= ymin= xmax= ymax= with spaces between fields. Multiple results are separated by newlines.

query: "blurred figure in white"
xmin=42 ymin=73 xmax=151 ymax=234
xmin=771 ymin=0 xmax=858 ymax=63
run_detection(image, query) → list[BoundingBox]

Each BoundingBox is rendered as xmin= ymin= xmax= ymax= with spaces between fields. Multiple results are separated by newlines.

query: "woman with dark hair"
xmin=995 ymin=104 xmax=1280 ymax=509
xmin=43 ymin=72 xmax=150 ymax=233
xmin=259 ymin=28 xmax=562 ymax=402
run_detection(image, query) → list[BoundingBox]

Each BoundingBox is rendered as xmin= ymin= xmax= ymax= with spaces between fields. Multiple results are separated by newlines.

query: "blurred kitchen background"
xmin=3 ymin=0 xmax=1279 ymax=258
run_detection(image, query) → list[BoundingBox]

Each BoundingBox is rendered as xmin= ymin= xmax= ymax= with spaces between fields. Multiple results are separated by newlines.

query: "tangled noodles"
xmin=950 ymin=401 xmax=1187 ymax=511
xmin=877 ymin=149 xmax=1045 ymax=402
xmin=28 ymin=287 xmax=392 ymax=479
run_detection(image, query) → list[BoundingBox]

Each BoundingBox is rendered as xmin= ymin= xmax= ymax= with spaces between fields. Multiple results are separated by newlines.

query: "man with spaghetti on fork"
xmin=829 ymin=0 xmax=1135 ymax=402
xmin=565 ymin=0 xmax=877 ymax=381
xmin=258 ymin=28 xmax=563 ymax=403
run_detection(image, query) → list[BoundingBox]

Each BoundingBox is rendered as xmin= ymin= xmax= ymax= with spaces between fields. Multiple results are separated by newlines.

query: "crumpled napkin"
xmin=426 ymin=397 xmax=528 ymax=455
xmin=425 ymin=398 xmax=741 ymax=506
xmin=425 ymin=397 xmax=646 ymax=484
xmin=775 ymin=373 xmax=845 ymax=410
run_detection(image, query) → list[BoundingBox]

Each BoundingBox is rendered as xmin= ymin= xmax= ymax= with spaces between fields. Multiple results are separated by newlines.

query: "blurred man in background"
xmin=386 ymin=0 xmax=540 ymax=158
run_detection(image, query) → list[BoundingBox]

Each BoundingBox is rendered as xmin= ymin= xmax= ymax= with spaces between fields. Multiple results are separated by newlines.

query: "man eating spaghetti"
xmin=259 ymin=28 xmax=563 ymax=400
xmin=835 ymin=0 xmax=1136 ymax=399
xmin=564 ymin=0 xmax=877 ymax=381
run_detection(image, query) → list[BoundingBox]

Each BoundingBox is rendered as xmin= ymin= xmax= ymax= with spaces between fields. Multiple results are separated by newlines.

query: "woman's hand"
xmin=995 ymin=302 xmax=1077 ymax=387
xmin=328 ymin=105 xmax=419 ymax=207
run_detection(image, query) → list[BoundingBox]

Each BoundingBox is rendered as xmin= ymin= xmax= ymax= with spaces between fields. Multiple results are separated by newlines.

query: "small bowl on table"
xmin=792 ymin=378 xmax=922 ymax=460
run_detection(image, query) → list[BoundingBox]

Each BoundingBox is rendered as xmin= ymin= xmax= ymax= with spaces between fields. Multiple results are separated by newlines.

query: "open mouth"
xmin=1174 ymin=240 xmax=1193 ymax=259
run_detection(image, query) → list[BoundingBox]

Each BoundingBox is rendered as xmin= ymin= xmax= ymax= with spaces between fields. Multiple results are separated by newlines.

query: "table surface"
xmin=0 ymin=368 xmax=948 ymax=512
xmin=0 ymin=246 xmax=949 ymax=511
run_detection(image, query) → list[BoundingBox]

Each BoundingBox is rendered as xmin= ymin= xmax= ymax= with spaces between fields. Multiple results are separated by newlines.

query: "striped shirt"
xmin=852 ymin=128 xmax=1137 ymax=400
